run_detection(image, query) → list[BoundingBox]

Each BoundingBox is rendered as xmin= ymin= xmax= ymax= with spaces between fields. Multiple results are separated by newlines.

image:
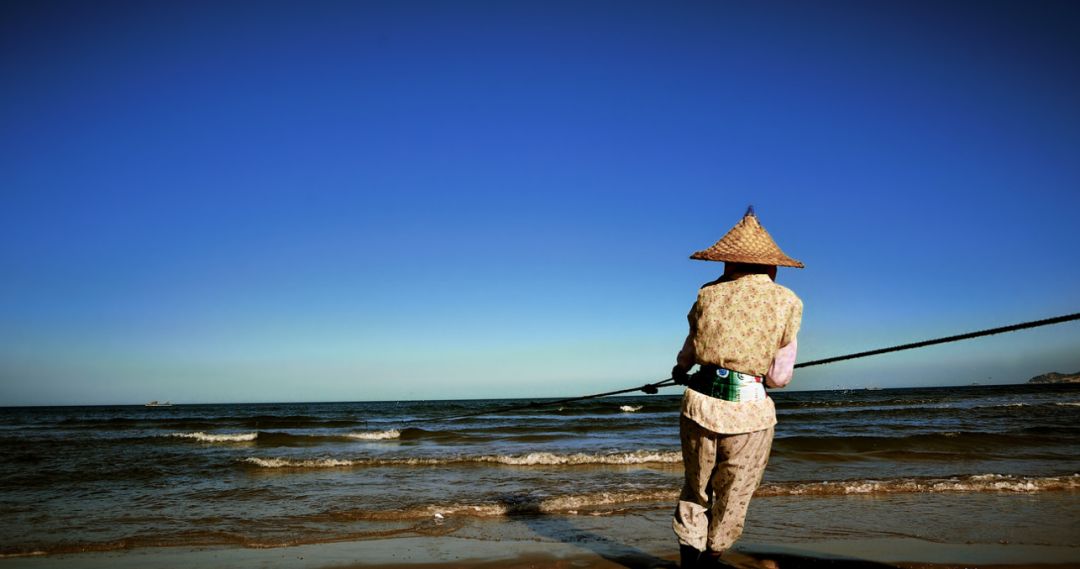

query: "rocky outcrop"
xmin=1028 ymin=371 xmax=1080 ymax=384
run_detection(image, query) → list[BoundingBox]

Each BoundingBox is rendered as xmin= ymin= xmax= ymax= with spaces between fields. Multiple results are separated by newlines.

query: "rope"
xmin=402 ymin=382 xmax=666 ymax=424
xmin=792 ymin=312 xmax=1080 ymax=369
xmin=401 ymin=311 xmax=1079 ymax=425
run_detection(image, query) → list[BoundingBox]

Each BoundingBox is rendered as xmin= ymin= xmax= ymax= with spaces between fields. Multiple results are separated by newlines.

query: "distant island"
xmin=1028 ymin=371 xmax=1080 ymax=384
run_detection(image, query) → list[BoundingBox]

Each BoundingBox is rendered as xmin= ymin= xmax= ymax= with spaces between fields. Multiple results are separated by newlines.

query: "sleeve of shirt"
xmin=674 ymin=299 xmax=700 ymax=372
xmin=768 ymin=296 xmax=803 ymax=388
xmin=766 ymin=336 xmax=797 ymax=388
xmin=780 ymin=296 xmax=803 ymax=348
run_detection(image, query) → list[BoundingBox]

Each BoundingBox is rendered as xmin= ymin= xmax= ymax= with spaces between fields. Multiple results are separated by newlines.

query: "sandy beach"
xmin=3 ymin=509 xmax=1077 ymax=569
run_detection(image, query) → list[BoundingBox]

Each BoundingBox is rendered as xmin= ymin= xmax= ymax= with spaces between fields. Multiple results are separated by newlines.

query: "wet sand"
xmin=2 ymin=510 xmax=1075 ymax=569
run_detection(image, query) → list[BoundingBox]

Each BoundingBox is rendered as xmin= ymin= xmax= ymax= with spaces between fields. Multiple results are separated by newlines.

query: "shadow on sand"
xmin=497 ymin=494 xmax=677 ymax=568
xmin=725 ymin=549 xmax=901 ymax=569
xmin=497 ymin=495 xmax=901 ymax=569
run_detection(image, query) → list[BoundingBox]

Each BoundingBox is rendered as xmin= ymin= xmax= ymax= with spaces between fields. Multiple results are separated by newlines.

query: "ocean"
xmin=1 ymin=383 xmax=1078 ymax=558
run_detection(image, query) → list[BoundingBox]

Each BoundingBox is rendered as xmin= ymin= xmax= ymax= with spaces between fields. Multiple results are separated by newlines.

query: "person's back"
xmin=670 ymin=208 xmax=804 ymax=568
xmin=690 ymin=272 xmax=801 ymax=377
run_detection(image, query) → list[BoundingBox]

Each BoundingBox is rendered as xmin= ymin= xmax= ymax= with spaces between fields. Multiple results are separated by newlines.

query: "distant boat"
xmin=865 ymin=386 xmax=883 ymax=391
xmin=144 ymin=400 xmax=173 ymax=407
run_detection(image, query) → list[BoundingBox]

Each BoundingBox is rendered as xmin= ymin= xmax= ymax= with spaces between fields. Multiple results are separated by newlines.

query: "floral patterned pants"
xmin=672 ymin=414 xmax=774 ymax=552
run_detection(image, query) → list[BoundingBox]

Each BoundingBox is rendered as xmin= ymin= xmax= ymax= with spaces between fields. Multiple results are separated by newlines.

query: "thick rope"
xmin=792 ymin=312 xmax=1080 ymax=368
xmin=401 ymin=312 xmax=1079 ymax=425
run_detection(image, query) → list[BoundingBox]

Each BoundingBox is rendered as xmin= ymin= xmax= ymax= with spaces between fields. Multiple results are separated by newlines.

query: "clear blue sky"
xmin=2 ymin=1 xmax=1078 ymax=405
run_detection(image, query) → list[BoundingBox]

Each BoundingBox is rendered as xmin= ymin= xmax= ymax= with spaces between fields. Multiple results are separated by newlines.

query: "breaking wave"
xmin=326 ymin=490 xmax=678 ymax=521
xmin=294 ymin=474 xmax=1080 ymax=522
xmin=757 ymin=474 xmax=1080 ymax=496
xmin=170 ymin=432 xmax=258 ymax=443
xmin=619 ymin=405 xmax=643 ymax=412
xmin=242 ymin=450 xmax=683 ymax=469
xmin=346 ymin=429 xmax=401 ymax=440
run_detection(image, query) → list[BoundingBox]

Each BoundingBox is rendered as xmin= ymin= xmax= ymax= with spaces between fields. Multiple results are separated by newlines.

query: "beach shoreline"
xmin=3 ymin=388 xmax=1077 ymax=566
xmin=2 ymin=536 xmax=1075 ymax=569
xmin=3 ymin=510 xmax=1076 ymax=569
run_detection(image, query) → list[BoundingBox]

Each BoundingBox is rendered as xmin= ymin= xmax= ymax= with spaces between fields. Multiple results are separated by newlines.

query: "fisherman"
xmin=670 ymin=207 xmax=803 ymax=568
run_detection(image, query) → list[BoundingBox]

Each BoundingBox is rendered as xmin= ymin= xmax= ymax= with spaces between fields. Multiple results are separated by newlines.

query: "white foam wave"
xmin=619 ymin=405 xmax=643 ymax=412
xmin=477 ymin=450 xmax=680 ymax=466
xmin=757 ymin=474 xmax=1080 ymax=496
xmin=350 ymin=490 xmax=679 ymax=521
xmin=346 ymin=429 xmax=401 ymax=441
xmin=1054 ymin=402 xmax=1080 ymax=407
xmin=171 ymin=431 xmax=257 ymax=443
xmin=241 ymin=450 xmax=682 ymax=469
xmin=324 ymin=474 xmax=1080 ymax=522
xmin=244 ymin=457 xmax=354 ymax=468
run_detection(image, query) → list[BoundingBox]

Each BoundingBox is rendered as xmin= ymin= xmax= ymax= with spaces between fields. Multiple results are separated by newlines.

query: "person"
xmin=670 ymin=206 xmax=804 ymax=568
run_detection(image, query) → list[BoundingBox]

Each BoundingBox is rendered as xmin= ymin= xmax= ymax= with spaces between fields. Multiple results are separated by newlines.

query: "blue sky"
xmin=2 ymin=1 xmax=1078 ymax=405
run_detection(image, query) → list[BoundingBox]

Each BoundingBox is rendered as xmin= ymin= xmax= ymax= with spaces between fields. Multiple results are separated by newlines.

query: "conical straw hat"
xmin=690 ymin=206 xmax=804 ymax=268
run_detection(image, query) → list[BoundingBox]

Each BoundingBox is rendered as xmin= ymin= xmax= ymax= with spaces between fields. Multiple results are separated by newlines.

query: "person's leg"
xmin=672 ymin=415 xmax=719 ymax=557
xmin=706 ymin=426 xmax=774 ymax=553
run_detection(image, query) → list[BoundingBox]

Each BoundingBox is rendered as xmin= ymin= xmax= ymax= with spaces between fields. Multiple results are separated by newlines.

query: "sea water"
xmin=0 ymin=384 xmax=1077 ymax=556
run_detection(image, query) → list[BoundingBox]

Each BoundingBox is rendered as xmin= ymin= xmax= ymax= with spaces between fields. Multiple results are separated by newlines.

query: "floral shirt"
xmin=675 ymin=273 xmax=803 ymax=434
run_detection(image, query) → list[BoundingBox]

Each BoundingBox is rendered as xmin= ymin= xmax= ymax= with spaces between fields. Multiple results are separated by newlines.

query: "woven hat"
xmin=690 ymin=206 xmax=804 ymax=268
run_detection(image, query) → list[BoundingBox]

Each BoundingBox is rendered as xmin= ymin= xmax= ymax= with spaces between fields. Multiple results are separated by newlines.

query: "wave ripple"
xmin=242 ymin=450 xmax=682 ymax=469
xmin=170 ymin=432 xmax=258 ymax=443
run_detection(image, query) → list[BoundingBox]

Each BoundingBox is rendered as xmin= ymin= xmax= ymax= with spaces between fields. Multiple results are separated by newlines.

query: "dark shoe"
xmin=699 ymin=550 xmax=733 ymax=568
xmin=679 ymin=544 xmax=703 ymax=568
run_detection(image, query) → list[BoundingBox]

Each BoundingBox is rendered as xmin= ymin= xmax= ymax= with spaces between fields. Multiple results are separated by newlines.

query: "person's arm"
xmin=765 ymin=337 xmax=797 ymax=388
xmin=673 ymin=334 xmax=695 ymax=382
xmin=766 ymin=296 xmax=803 ymax=388
xmin=672 ymin=300 xmax=699 ymax=383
